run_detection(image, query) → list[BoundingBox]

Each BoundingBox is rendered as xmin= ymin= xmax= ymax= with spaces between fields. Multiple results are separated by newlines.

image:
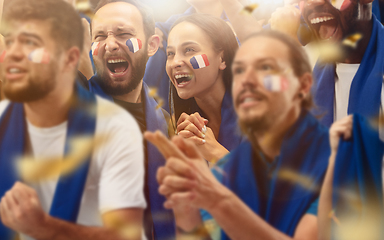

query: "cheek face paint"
xmin=0 ymin=51 xmax=6 ymax=63
xmin=91 ymin=42 xmax=100 ymax=56
xmin=28 ymin=48 xmax=50 ymax=64
xmin=190 ymin=54 xmax=210 ymax=69
xmin=263 ymin=75 xmax=289 ymax=92
xmin=126 ymin=38 xmax=142 ymax=53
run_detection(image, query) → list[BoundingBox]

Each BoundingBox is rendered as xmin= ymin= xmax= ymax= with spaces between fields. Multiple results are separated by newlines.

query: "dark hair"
xmin=244 ymin=30 xmax=314 ymax=110
xmin=169 ymin=14 xmax=239 ymax=123
xmin=2 ymin=0 xmax=84 ymax=53
xmin=94 ymin=0 xmax=155 ymax=41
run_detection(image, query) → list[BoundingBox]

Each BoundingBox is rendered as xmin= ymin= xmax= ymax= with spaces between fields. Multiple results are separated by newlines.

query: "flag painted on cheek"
xmin=91 ymin=42 xmax=100 ymax=56
xmin=0 ymin=51 xmax=5 ymax=63
xmin=28 ymin=48 xmax=50 ymax=64
xmin=126 ymin=38 xmax=142 ymax=53
xmin=331 ymin=0 xmax=351 ymax=11
xmin=263 ymin=75 xmax=289 ymax=92
xmin=190 ymin=54 xmax=209 ymax=69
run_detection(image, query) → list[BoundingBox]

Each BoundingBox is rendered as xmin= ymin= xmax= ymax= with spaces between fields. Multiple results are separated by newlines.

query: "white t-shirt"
xmin=0 ymin=96 xmax=146 ymax=240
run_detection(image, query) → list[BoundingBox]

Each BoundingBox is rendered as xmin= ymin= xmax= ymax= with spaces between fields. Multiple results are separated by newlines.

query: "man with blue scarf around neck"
xmin=145 ymin=30 xmax=330 ymax=240
xmin=300 ymin=0 xmax=384 ymax=128
xmin=0 ymin=0 xmax=146 ymax=239
xmin=85 ymin=1 xmax=175 ymax=239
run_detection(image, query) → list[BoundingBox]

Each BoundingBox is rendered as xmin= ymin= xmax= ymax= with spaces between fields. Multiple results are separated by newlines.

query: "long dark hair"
xmin=168 ymin=13 xmax=239 ymax=126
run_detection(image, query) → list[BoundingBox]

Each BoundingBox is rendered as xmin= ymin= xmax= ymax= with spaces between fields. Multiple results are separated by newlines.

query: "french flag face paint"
xmin=190 ymin=54 xmax=210 ymax=69
xmin=28 ymin=48 xmax=50 ymax=64
xmin=263 ymin=75 xmax=289 ymax=92
xmin=126 ymin=38 xmax=142 ymax=53
xmin=331 ymin=0 xmax=351 ymax=11
xmin=91 ymin=42 xmax=100 ymax=56
xmin=0 ymin=51 xmax=6 ymax=63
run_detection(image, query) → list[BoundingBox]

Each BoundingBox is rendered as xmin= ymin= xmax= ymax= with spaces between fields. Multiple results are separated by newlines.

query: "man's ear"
xmin=147 ymin=35 xmax=160 ymax=57
xmin=298 ymin=72 xmax=313 ymax=95
xmin=64 ymin=46 xmax=81 ymax=72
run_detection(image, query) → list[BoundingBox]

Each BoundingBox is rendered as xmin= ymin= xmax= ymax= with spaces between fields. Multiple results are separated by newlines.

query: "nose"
xmin=240 ymin=67 xmax=259 ymax=88
xmin=169 ymin=53 xmax=186 ymax=69
xmin=105 ymin=34 xmax=119 ymax=53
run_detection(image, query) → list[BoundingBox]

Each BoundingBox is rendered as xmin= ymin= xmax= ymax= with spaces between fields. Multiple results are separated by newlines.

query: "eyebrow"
xmin=4 ymin=32 xmax=43 ymax=43
xmin=167 ymin=41 xmax=199 ymax=50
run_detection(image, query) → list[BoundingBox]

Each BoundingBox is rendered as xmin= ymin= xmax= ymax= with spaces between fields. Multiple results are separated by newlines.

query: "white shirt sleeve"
xmin=93 ymin=97 xmax=146 ymax=214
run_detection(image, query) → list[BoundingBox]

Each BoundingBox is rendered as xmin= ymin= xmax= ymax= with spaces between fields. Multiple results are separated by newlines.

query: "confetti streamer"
xmin=28 ymin=48 xmax=50 ymax=64
xmin=0 ymin=51 xmax=5 ymax=63
xmin=342 ymin=33 xmax=363 ymax=48
xmin=190 ymin=54 xmax=209 ymax=69
xmin=240 ymin=3 xmax=259 ymax=15
xmin=263 ymin=74 xmax=289 ymax=92
xmin=18 ymin=134 xmax=110 ymax=182
xmin=156 ymin=99 xmax=164 ymax=110
xmin=126 ymin=38 xmax=142 ymax=53
xmin=329 ymin=210 xmax=341 ymax=226
xmin=277 ymin=169 xmax=318 ymax=192
xmin=91 ymin=42 xmax=100 ymax=56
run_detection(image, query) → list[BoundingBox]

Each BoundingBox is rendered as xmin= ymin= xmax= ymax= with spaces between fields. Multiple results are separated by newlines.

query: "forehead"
xmin=3 ymin=19 xmax=52 ymax=40
xmin=92 ymin=2 xmax=144 ymax=32
xmin=168 ymin=22 xmax=212 ymax=47
xmin=234 ymin=36 xmax=290 ymax=65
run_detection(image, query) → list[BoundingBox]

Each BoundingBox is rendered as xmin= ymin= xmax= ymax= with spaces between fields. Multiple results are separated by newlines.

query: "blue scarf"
xmin=88 ymin=77 xmax=175 ymax=240
xmin=218 ymin=111 xmax=329 ymax=239
xmin=332 ymin=114 xmax=384 ymax=239
xmin=205 ymin=91 xmax=244 ymax=151
xmin=0 ymin=83 xmax=96 ymax=240
xmin=312 ymin=15 xmax=384 ymax=127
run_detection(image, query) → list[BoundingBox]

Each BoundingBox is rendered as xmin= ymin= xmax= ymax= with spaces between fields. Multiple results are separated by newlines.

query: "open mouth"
xmin=175 ymin=74 xmax=193 ymax=85
xmin=106 ymin=58 xmax=129 ymax=74
xmin=310 ymin=15 xmax=338 ymax=40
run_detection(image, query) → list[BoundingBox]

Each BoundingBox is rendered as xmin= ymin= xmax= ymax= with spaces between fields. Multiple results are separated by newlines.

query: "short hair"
xmin=244 ymin=30 xmax=314 ymax=110
xmin=2 ymin=0 xmax=84 ymax=53
xmin=169 ymin=14 xmax=239 ymax=122
xmin=94 ymin=0 xmax=155 ymax=41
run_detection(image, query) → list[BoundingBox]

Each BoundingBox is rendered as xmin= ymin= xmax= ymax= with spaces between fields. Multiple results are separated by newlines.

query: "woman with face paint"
xmin=166 ymin=14 xmax=243 ymax=162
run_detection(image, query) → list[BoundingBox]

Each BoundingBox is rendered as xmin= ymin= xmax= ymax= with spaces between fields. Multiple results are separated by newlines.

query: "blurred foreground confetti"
xmin=278 ymin=169 xmax=318 ymax=192
xmin=18 ymin=134 xmax=110 ymax=182
xmin=240 ymin=4 xmax=259 ymax=15
xmin=75 ymin=0 xmax=94 ymax=19
xmin=342 ymin=33 xmax=363 ymax=48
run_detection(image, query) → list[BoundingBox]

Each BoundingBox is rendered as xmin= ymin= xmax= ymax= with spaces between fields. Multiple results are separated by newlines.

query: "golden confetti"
xmin=240 ymin=4 xmax=259 ymax=15
xmin=104 ymin=213 xmax=142 ymax=239
xmin=148 ymin=87 xmax=158 ymax=97
xmin=156 ymin=99 xmax=164 ymax=110
xmin=18 ymin=134 xmax=110 ymax=182
xmin=278 ymin=169 xmax=318 ymax=191
xmin=342 ymin=33 xmax=363 ymax=48
xmin=316 ymin=41 xmax=344 ymax=62
xmin=75 ymin=0 xmax=94 ymax=19
xmin=328 ymin=209 xmax=341 ymax=226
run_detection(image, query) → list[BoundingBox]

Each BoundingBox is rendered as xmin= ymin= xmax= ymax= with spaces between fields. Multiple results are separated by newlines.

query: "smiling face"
xmin=92 ymin=2 xmax=148 ymax=96
xmin=232 ymin=36 xmax=304 ymax=132
xmin=0 ymin=20 xmax=62 ymax=102
xmin=166 ymin=21 xmax=226 ymax=100
xmin=301 ymin=0 xmax=360 ymax=42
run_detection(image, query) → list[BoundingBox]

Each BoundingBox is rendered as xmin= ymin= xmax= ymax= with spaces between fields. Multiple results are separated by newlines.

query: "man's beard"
xmin=238 ymin=113 xmax=274 ymax=137
xmin=94 ymin=47 xmax=148 ymax=96
xmin=2 ymin=62 xmax=57 ymax=102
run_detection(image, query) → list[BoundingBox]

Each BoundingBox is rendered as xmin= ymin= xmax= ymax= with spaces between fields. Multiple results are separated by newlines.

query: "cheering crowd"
xmin=0 ymin=0 xmax=383 ymax=239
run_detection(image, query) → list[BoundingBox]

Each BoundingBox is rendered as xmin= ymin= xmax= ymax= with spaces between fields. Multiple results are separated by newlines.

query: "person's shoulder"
xmin=95 ymin=96 xmax=142 ymax=135
xmin=0 ymin=99 xmax=11 ymax=117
